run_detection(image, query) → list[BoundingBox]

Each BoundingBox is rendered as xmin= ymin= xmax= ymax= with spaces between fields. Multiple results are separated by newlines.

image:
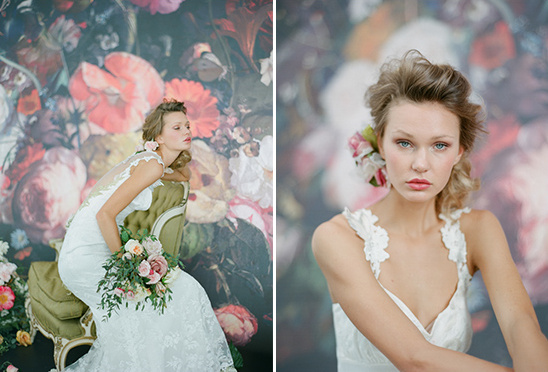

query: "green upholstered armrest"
xmin=124 ymin=181 xmax=189 ymax=257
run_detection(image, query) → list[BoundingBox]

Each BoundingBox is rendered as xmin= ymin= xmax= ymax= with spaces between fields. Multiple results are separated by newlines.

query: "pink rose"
xmin=0 ymin=286 xmax=15 ymax=310
xmin=144 ymin=140 xmax=159 ymax=152
xmin=348 ymin=132 xmax=373 ymax=158
xmin=214 ymin=304 xmax=258 ymax=346
xmin=138 ymin=260 xmax=151 ymax=277
xmin=6 ymin=365 xmax=18 ymax=372
xmin=142 ymin=237 xmax=163 ymax=256
xmin=113 ymin=287 xmax=124 ymax=297
xmin=12 ymin=147 xmax=87 ymax=244
xmin=148 ymin=255 xmax=168 ymax=278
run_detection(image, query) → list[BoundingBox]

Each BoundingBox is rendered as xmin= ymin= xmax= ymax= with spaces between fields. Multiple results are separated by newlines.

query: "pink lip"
xmin=407 ymin=178 xmax=431 ymax=190
xmin=184 ymin=137 xmax=192 ymax=143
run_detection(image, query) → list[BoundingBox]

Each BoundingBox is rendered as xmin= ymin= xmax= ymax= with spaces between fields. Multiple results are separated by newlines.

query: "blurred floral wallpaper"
xmin=277 ymin=0 xmax=548 ymax=370
xmin=0 ymin=0 xmax=272 ymax=368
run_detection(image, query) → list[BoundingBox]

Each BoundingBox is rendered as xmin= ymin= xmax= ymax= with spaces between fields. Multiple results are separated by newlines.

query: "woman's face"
xmin=156 ymin=111 xmax=192 ymax=152
xmin=378 ymin=101 xmax=463 ymax=204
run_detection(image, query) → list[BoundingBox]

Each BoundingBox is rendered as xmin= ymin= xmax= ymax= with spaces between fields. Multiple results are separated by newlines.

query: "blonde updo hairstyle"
xmin=142 ymin=99 xmax=192 ymax=170
xmin=366 ymin=50 xmax=486 ymax=215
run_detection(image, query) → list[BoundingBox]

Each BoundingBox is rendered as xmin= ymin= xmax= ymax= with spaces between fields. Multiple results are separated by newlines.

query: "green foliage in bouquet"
xmin=0 ymin=241 xmax=31 ymax=355
xmin=97 ymin=226 xmax=183 ymax=321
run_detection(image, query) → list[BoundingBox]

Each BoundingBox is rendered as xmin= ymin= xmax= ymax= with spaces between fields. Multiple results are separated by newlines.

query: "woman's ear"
xmin=155 ymin=135 xmax=164 ymax=145
xmin=454 ymin=145 xmax=464 ymax=165
xmin=377 ymin=134 xmax=385 ymax=159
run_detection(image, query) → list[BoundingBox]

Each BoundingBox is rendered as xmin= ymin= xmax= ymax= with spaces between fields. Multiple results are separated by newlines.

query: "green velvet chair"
xmin=25 ymin=181 xmax=189 ymax=371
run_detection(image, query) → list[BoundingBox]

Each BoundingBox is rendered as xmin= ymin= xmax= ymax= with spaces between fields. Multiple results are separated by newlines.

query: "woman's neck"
xmin=154 ymin=148 xmax=179 ymax=168
xmin=371 ymin=189 xmax=440 ymax=236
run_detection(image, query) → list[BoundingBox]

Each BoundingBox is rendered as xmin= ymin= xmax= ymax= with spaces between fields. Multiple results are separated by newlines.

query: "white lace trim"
xmin=343 ymin=207 xmax=389 ymax=279
xmin=343 ymin=207 xmax=471 ymax=279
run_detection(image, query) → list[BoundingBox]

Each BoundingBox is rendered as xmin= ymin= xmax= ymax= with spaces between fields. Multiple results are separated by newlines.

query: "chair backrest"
xmin=124 ymin=181 xmax=189 ymax=257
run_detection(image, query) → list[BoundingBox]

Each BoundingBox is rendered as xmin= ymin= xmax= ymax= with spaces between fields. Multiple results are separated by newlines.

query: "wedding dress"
xmin=333 ymin=207 xmax=473 ymax=371
xmin=58 ymin=151 xmax=235 ymax=372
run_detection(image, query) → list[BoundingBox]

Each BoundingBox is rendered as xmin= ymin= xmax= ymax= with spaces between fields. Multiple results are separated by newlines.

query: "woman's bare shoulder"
xmin=312 ymin=213 xmax=359 ymax=259
xmin=460 ymin=208 xmax=502 ymax=238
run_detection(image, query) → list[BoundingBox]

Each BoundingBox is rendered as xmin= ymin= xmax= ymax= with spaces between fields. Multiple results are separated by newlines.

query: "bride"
xmin=313 ymin=51 xmax=548 ymax=371
xmin=58 ymin=99 xmax=235 ymax=372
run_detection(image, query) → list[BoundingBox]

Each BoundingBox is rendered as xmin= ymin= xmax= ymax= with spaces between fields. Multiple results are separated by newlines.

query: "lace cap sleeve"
xmin=342 ymin=207 xmax=389 ymax=279
xmin=126 ymin=151 xmax=166 ymax=189
xmin=439 ymin=208 xmax=471 ymax=266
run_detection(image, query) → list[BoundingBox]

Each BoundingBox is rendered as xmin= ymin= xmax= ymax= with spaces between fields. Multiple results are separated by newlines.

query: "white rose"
xmin=124 ymin=239 xmax=144 ymax=255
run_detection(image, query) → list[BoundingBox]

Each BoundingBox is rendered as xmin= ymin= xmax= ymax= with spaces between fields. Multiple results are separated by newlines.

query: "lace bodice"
xmin=332 ymin=208 xmax=473 ymax=371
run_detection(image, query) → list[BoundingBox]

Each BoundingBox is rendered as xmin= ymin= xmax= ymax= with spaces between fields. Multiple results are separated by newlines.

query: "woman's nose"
xmin=411 ymin=148 xmax=429 ymax=173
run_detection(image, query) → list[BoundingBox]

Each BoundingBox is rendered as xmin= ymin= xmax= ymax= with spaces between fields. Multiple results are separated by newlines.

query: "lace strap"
xmin=439 ymin=208 xmax=471 ymax=273
xmin=126 ymin=151 xmax=169 ymax=176
xmin=342 ymin=208 xmax=389 ymax=279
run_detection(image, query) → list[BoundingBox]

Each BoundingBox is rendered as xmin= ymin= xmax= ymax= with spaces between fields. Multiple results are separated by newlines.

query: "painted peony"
xmin=229 ymin=135 xmax=273 ymax=208
xmin=186 ymin=140 xmax=235 ymax=223
xmin=214 ymin=304 xmax=258 ymax=346
xmin=12 ymin=147 xmax=87 ymax=244
xmin=129 ymin=0 xmax=185 ymax=15
xmin=69 ymin=52 xmax=164 ymax=133
xmin=0 ymin=286 xmax=15 ymax=310
xmin=164 ymin=79 xmax=220 ymax=138
xmin=0 ymin=261 xmax=17 ymax=285
xmin=227 ymin=196 xmax=273 ymax=254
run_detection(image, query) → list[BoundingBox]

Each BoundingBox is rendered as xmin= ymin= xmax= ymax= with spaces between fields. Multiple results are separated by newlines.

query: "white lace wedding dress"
xmin=333 ymin=207 xmax=473 ymax=371
xmin=58 ymin=151 xmax=235 ymax=372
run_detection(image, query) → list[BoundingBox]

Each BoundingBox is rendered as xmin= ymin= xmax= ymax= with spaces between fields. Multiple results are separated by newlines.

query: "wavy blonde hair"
xmin=142 ymin=99 xmax=192 ymax=170
xmin=366 ymin=50 xmax=486 ymax=215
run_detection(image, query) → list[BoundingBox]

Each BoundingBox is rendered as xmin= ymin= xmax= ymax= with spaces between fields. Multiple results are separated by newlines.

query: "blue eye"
xmin=434 ymin=143 xmax=448 ymax=150
xmin=397 ymin=140 xmax=411 ymax=148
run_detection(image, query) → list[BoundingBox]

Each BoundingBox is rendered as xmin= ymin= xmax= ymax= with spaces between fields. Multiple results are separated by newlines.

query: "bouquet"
xmin=0 ymin=241 xmax=31 ymax=355
xmin=97 ymin=226 xmax=183 ymax=320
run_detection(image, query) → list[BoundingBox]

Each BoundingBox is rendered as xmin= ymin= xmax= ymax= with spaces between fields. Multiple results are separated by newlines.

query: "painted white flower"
xmin=0 ymin=241 xmax=9 ymax=257
xmin=229 ymin=135 xmax=273 ymax=208
xmin=259 ymin=51 xmax=273 ymax=86
xmin=0 ymin=261 xmax=17 ymax=285
xmin=10 ymin=229 xmax=29 ymax=250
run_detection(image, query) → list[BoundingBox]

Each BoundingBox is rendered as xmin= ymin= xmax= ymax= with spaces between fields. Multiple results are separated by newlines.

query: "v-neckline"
xmin=367 ymin=209 xmax=462 ymax=335
xmin=378 ymin=279 xmax=461 ymax=336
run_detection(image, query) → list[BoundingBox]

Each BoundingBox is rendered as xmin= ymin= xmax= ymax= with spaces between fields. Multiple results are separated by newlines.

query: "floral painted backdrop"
xmin=277 ymin=0 xmax=548 ymax=370
xmin=0 ymin=0 xmax=272 ymax=369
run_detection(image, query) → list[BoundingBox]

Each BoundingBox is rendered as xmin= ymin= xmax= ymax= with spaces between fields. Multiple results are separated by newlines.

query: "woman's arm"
xmin=466 ymin=210 xmax=548 ymax=372
xmin=312 ymin=215 xmax=513 ymax=372
xmin=96 ymin=159 xmax=164 ymax=253
xmin=161 ymin=165 xmax=190 ymax=182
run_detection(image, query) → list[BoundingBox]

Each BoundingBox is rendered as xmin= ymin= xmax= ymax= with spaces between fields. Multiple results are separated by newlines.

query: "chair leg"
xmin=24 ymin=296 xmax=38 ymax=343
xmin=54 ymin=336 xmax=96 ymax=371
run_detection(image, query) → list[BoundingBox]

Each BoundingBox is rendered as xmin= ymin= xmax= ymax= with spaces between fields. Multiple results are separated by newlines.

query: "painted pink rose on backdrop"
xmin=164 ymin=78 xmax=220 ymax=138
xmin=69 ymin=52 xmax=164 ymax=133
xmin=12 ymin=147 xmax=87 ymax=244
xmin=228 ymin=196 xmax=273 ymax=253
xmin=129 ymin=0 xmax=185 ymax=15
xmin=214 ymin=304 xmax=258 ymax=346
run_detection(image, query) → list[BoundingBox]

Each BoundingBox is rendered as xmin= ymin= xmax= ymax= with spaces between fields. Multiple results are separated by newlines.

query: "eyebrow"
xmin=391 ymin=129 xmax=457 ymax=141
